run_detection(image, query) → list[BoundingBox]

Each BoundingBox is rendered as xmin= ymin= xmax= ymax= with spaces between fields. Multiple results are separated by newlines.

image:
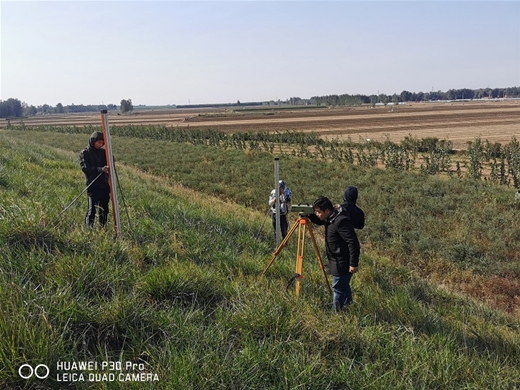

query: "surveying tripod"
xmin=262 ymin=215 xmax=332 ymax=296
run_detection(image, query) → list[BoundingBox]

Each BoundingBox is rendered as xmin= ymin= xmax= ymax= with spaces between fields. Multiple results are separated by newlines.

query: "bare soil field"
xmin=4 ymin=100 xmax=519 ymax=150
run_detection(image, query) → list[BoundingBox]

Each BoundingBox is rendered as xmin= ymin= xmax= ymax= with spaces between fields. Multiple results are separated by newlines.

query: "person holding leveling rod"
xmin=268 ymin=180 xmax=292 ymax=244
xmin=308 ymin=196 xmax=360 ymax=312
xmin=79 ymin=131 xmax=110 ymax=227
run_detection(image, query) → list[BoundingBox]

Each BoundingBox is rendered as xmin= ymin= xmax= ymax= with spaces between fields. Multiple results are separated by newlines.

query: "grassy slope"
xmin=6 ymin=130 xmax=520 ymax=310
xmin=1 ymin=132 xmax=519 ymax=389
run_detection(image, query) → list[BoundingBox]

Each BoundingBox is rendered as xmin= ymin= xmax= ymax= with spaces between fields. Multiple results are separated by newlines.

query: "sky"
xmin=1 ymin=1 xmax=519 ymax=106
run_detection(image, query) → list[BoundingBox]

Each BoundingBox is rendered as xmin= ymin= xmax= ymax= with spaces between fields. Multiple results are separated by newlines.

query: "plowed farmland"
xmin=6 ymin=100 xmax=520 ymax=149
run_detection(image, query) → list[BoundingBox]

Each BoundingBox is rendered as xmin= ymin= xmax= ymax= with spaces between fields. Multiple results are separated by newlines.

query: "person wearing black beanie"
xmin=79 ymin=131 xmax=110 ymax=227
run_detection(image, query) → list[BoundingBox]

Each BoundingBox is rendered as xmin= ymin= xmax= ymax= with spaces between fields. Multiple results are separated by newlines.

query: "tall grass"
xmin=1 ymin=131 xmax=519 ymax=389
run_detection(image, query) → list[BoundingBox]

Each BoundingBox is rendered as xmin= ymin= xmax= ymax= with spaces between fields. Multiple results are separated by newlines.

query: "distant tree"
xmin=329 ymin=95 xmax=340 ymax=106
xmin=429 ymin=90 xmax=443 ymax=101
xmin=289 ymin=97 xmax=304 ymax=105
xmin=0 ymin=98 xmax=23 ymax=118
xmin=236 ymin=100 xmax=241 ymax=106
xmin=490 ymin=88 xmax=502 ymax=98
xmin=41 ymin=104 xmax=50 ymax=114
xmin=56 ymin=103 xmax=64 ymax=113
xmin=392 ymin=94 xmax=399 ymax=106
xmin=446 ymin=89 xmax=457 ymax=100
xmin=120 ymin=99 xmax=133 ymax=113
xmin=460 ymin=88 xmax=474 ymax=100
xmin=370 ymin=95 xmax=378 ymax=107
xmin=505 ymin=87 xmax=519 ymax=98
xmin=400 ymin=90 xmax=412 ymax=102
xmin=23 ymin=104 xmax=37 ymax=116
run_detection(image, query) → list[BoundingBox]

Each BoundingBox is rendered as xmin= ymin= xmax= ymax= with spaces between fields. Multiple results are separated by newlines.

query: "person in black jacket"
xmin=79 ymin=131 xmax=110 ymax=227
xmin=309 ymin=196 xmax=360 ymax=312
xmin=341 ymin=186 xmax=365 ymax=230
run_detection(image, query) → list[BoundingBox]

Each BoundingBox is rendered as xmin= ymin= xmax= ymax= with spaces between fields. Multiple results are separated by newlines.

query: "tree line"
xmin=304 ymin=86 xmax=520 ymax=107
xmin=0 ymin=100 xmax=119 ymax=118
xmin=1 ymin=86 xmax=519 ymax=118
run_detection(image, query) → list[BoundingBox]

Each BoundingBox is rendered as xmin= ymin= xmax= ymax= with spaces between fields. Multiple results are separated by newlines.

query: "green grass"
xmin=1 ymin=131 xmax=519 ymax=389
xmin=6 ymin=130 xmax=520 ymax=279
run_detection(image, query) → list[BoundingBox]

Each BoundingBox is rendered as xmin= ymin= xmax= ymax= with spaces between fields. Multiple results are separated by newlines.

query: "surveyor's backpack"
xmin=342 ymin=203 xmax=365 ymax=230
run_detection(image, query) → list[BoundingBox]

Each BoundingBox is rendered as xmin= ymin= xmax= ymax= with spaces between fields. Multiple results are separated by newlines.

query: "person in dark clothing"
xmin=341 ymin=186 xmax=365 ymax=230
xmin=79 ymin=131 xmax=110 ymax=227
xmin=308 ymin=196 xmax=360 ymax=312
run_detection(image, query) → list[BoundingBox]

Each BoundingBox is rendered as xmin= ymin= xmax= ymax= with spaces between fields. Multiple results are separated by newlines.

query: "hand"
xmin=349 ymin=266 xmax=358 ymax=274
xmin=102 ymin=166 xmax=109 ymax=173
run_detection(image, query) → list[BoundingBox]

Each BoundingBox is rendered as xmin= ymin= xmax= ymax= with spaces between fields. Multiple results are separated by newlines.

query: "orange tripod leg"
xmin=262 ymin=218 xmax=300 ymax=275
xmin=295 ymin=219 xmax=306 ymax=296
xmin=307 ymin=221 xmax=332 ymax=295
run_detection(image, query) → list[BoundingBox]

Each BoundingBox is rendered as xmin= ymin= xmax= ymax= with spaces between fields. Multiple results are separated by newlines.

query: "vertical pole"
xmin=100 ymin=110 xmax=121 ymax=237
xmin=274 ymin=158 xmax=281 ymax=247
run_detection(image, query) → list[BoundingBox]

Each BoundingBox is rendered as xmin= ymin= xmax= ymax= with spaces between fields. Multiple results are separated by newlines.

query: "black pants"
xmin=85 ymin=187 xmax=110 ymax=227
xmin=272 ymin=213 xmax=288 ymax=244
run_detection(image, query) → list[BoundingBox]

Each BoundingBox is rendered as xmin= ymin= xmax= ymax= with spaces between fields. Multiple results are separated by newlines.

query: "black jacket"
xmin=79 ymin=132 xmax=109 ymax=190
xmin=308 ymin=208 xmax=360 ymax=276
xmin=341 ymin=186 xmax=365 ymax=230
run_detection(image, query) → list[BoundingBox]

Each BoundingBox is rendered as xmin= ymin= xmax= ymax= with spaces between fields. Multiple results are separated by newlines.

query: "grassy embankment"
xmin=1 ymin=130 xmax=519 ymax=389
xmin=6 ymin=128 xmax=520 ymax=309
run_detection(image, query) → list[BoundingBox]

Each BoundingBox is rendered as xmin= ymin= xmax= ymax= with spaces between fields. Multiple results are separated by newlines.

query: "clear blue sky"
xmin=1 ymin=1 xmax=519 ymax=106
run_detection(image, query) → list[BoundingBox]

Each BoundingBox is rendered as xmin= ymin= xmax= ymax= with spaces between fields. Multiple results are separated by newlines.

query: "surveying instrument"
xmin=262 ymin=204 xmax=332 ymax=296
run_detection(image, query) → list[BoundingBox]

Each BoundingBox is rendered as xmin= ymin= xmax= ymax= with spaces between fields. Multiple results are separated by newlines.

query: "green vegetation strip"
xmin=234 ymin=105 xmax=328 ymax=112
xmin=6 ymin=123 xmax=520 ymax=187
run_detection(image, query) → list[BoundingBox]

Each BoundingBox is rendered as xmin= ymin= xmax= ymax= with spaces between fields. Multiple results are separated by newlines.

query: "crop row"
xmin=8 ymin=123 xmax=520 ymax=187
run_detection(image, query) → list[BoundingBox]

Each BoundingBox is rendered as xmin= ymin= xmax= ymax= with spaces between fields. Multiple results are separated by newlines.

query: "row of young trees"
xmin=11 ymin=122 xmax=519 ymax=188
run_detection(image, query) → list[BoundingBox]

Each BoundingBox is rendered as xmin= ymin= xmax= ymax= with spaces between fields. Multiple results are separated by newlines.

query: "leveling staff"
xmin=308 ymin=196 xmax=360 ymax=312
xmin=268 ymin=180 xmax=292 ymax=243
xmin=80 ymin=131 xmax=110 ymax=227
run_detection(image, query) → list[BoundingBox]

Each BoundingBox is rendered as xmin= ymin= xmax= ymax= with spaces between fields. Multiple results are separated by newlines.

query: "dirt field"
xmin=4 ymin=100 xmax=519 ymax=150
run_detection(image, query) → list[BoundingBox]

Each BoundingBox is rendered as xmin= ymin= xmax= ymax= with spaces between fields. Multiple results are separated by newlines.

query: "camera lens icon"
xmin=18 ymin=364 xmax=50 ymax=379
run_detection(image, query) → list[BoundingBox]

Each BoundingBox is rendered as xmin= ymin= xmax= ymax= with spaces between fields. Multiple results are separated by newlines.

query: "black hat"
xmin=89 ymin=131 xmax=104 ymax=147
xmin=343 ymin=186 xmax=358 ymax=204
